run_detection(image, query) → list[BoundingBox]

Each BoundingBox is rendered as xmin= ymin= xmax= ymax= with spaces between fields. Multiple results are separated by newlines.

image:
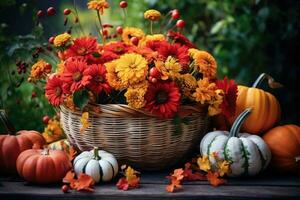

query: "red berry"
xmin=42 ymin=115 xmax=50 ymax=125
xmin=48 ymin=36 xmax=55 ymax=44
xmin=63 ymin=8 xmax=71 ymax=15
xmin=102 ymin=29 xmax=108 ymax=36
xmin=116 ymin=26 xmax=123 ymax=34
xmin=37 ymin=10 xmax=45 ymax=18
xmin=31 ymin=91 xmax=37 ymax=98
xmin=119 ymin=1 xmax=128 ymax=8
xmin=47 ymin=7 xmax=56 ymax=16
xmin=61 ymin=185 xmax=69 ymax=193
xmin=149 ymin=67 xmax=160 ymax=79
xmin=176 ymin=19 xmax=185 ymax=28
xmin=171 ymin=9 xmax=180 ymax=20
xmin=130 ymin=37 xmax=139 ymax=46
xmin=150 ymin=77 xmax=157 ymax=83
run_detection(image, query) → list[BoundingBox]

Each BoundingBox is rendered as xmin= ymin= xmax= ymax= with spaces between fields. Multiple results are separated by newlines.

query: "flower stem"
xmin=97 ymin=11 xmax=106 ymax=45
xmin=150 ymin=21 xmax=153 ymax=34
xmin=0 ymin=110 xmax=16 ymax=134
xmin=73 ymin=0 xmax=85 ymax=36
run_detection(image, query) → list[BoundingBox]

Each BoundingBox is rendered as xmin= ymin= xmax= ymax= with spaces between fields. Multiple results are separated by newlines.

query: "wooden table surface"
xmin=1 ymin=172 xmax=300 ymax=200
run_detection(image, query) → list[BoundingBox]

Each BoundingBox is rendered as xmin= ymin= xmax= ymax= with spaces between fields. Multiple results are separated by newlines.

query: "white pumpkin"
xmin=200 ymin=108 xmax=271 ymax=177
xmin=73 ymin=147 xmax=118 ymax=183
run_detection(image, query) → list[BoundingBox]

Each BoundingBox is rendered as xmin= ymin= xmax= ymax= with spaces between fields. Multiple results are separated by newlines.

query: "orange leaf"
xmin=72 ymin=173 xmax=95 ymax=192
xmin=166 ymin=176 xmax=182 ymax=193
xmin=207 ymin=171 xmax=226 ymax=187
xmin=183 ymin=162 xmax=207 ymax=181
xmin=63 ymin=170 xmax=75 ymax=184
xmin=67 ymin=147 xmax=77 ymax=161
xmin=173 ymin=168 xmax=184 ymax=181
xmin=116 ymin=177 xmax=130 ymax=191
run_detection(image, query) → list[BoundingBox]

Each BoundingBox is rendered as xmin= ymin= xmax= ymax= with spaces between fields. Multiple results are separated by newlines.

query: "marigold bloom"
xmin=125 ymin=87 xmax=147 ymax=109
xmin=145 ymin=81 xmax=181 ymax=118
xmin=43 ymin=118 xmax=64 ymax=143
xmin=180 ymin=74 xmax=197 ymax=99
xmin=56 ymin=62 xmax=65 ymax=74
xmin=45 ymin=75 xmax=67 ymax=106
xmin=155 ymin=56 xmax=181 ymax=80
xmin=114 ymin=53 xmax=148 ymax=86
xmin=122 ymin=27 xmax=145 ymax=45
xmin=105 ymin=61 xmax=125 ymax=90
xmin=144 ymin=9 xmax=161 ymax=21
xmin=194 ymin=51 xmax=217 ymax=79
xmin=28 ymin=59 xmax=52 ymax=82
xmin=87 ymin=0 xmax=109 ymax=14
xmin=139 ymin=34 xmax=165 ymax=47
xmin=208 ymin=89 xmax=223 ymax=116
xmin=193 ymin=78 xmax=217 ymax=104
xmin=53 ymin=33 xmax=71 ymax=47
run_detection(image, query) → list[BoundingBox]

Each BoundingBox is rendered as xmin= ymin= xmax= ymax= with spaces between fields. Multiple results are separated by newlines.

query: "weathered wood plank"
xmin=0 ymin=181 xmax=300 ymax=200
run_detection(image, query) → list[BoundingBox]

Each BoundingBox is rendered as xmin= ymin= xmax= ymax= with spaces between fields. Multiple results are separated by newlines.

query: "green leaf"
xmin=73 ymin=89 xmax=89 ymax=110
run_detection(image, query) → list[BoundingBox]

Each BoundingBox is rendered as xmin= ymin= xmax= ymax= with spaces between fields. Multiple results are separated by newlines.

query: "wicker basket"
xmin=60 ymin=104 xmax=208 ymax=171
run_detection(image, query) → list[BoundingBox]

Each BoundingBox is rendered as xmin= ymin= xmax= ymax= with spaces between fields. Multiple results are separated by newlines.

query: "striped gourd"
xmin=73 ymin=147 xmax=118 ymax=183
xmin=200 ymin=108 xmax=271 ymax=177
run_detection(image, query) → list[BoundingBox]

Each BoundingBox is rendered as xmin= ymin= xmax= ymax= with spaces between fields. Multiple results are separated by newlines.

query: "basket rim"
xmin=60 ymin=103 xmax=207 ymax=118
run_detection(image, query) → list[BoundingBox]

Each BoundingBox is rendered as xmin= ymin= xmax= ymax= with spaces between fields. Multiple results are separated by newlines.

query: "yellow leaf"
xmin=197 ymin=156 xmax=211 ymax=172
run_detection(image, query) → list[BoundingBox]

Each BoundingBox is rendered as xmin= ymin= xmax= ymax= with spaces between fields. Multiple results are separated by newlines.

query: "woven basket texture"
xmin=60 ymin=104 xmax=208 ymax=171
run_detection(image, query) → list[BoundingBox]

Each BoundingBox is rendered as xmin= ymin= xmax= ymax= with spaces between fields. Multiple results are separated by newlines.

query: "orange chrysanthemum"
xmin=87 ymin=0 xmax=109 ymax=14
xmin=28 ymin=60 xmax=52 ymax=82
xmin=193 ymin=78 xmax=217 ymax=104
xmin=193 ymin=51 xmax=217 ymax=79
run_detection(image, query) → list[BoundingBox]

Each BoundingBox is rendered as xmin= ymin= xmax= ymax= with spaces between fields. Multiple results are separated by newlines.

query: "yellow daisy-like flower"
xmin=193 ymin=78 xmax=217 ymax=104
xmin=53 ymin=33 xmax=71 ymax=47
xmin=87 ymin=0 xmax=109 ymax=14
xmin=139 ymin=34 xmax=165 ymax=47
xmin=217 ymin=160 xmax=231 ymax=177
xmin=105 ymin=61 xmax=126 ymax=90
xmin=156 ymin=56 xmax=182 ymax=80
xmin=193 ymin=51 xmax=217 ymax=79
xmin=208 ymin=89 xmax=223 ymax=116
xmin=125 ymin=87 xmax=147 ymax=109
xmin=43 ymin=119 xmax=64 ymax=143
xmin=28 ymin=59 xmax=52 ymax=82
xmin=80 ymin=112 xmax=90 ymax=134
xmin=197 ymin=156 xmax=211 ymax=172
xmin=180 ymin=73 xmax=197 ymax=99
xmin=144 ymin=9 xmax=161 ymax=21
xmin=122 ymin=27 xmax=145 ymax=45
xmin=115 ymin=53 xmax=148 ymax=86
xmin=188 ymin=48 xmax=200 ymax=57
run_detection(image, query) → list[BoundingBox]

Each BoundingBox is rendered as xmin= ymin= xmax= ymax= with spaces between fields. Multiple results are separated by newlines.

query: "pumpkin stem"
xmin=93 ymin=147 xmax=101 ymax=160
xmin=295 ymin=156 xmax=300 ymax=163
xmin=0 ymin=109 xmax=16 ymax=135
xmin=252 ymin=73 xmax=283 ymax=89
xmin=229 ymin=108 xmax=252 ymax=138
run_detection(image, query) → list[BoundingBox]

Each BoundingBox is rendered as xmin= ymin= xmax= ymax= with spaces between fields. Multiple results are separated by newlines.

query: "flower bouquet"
xmin=28 ymin=0 xmax=237 ymax=170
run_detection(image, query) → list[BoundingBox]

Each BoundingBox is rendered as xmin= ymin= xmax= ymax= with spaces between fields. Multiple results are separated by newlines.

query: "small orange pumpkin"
xmin=0 ymin=110 xmax=46 ymax=174
xmin=263 ymin=125 xmax=300 ymax=173
xmin=17 ymin=148 xmax=72 ymax=184
xmin=229 ymin=73 xmax=282 ymax=134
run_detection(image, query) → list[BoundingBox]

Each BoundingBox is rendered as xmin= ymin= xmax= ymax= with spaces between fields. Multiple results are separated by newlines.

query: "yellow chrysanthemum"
xmin=115 ymin=53 xmax=148 ymax=86
xmin=28 ymin=59 xmax=52 ymax=82
xmin=53 ymin=33 xmax=71 ymax=47
xmin=125 ymin=87 xmax=147 ymax=109
xmin=65 ymin=95 xmax=76 ymax=111
xmin=87 ymin=0 xmax=109 ymax=14
xmin=188 ymin=48 xmax=200 ymax=57
xmin=217 ymin=160 xmax=231 ymax=177
xmin=80 ymin=112 xmax=90 ymax=134
xmin=193 ymin=78 xmax=217 ymax=104
xmin=156 ymin=56 xmax=182 ymax=80
xmin=139 ymin=34 xmax=165 ymax=47
xmin=193 ymin=51 xmax=217 ymax=79
xmin=208 ymin=89 xmax=223 ymax=116
xmin=180 ymin=74 xmax=197 ymax=99
xmin=197 ymin=156 xmax=211 ymax=172
xmin=122 ymin=27 xmax=145 ymax=45
xmin=144 ymin=9 xmax=161 ymax=21
xmin=105 ymin=61 xmax=126 ymax=90
xmin=43 ymin=119 xmax=64 ymax=143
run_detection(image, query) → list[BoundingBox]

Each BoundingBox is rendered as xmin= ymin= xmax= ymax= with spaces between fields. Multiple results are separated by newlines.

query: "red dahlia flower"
xmin=62 ymin=57 xmax=91 ymax=92
xmin=167 ymin=31 xmax=197 ymax=48
xmin=83 ymin=64 xmax=111 ymax=94
xmin=67 ymin=36 xmax=98 ymax=57
xmin=157 ymin=42 xmax=189 ymax=67
xmin=145 ymin=81 xmax=181 ymax=118
xmin=216 ymin=77 xmax=238 ymax=118
xmin=45 ymin=75 xmax=67 ymax=106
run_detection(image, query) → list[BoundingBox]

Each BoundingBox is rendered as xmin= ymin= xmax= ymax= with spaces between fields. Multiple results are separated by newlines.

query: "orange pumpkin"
xmin=263 ymin=125 xmax=300 ymax=173
xmin=229 ymin=73 xmax=281 ymax=134
xmin=16 ymin=148 xmax=72 ymax=184
xmin=0 ymin=110 xmax=46 ymax=174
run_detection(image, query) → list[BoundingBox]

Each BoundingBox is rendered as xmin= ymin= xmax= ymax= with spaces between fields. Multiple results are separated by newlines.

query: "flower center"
xmin=55 ymin=87 xmax=62 ymax=96
xmin=73 ymin=72 xmax=82 ymax=82
xmin=156 ymin=90 xmax=168 ymax=104
xmin=77 ymin=47 xmax=87 ymax=55
xmin=95 ymin=75 xmax=104 ymax=83
xmin=115 ymin=47 xmax=124 ymax=53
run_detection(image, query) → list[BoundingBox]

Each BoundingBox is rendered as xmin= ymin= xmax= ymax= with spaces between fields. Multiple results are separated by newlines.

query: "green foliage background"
xmin=0 ymin=0 xmax=299 ymax=133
